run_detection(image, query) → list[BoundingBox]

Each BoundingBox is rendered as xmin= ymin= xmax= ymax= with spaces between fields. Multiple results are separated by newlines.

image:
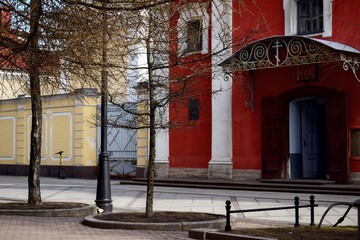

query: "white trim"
xmin=323 ymin=0 xmax=332 ymax=37
xmin=283 ymin=0 xmax=332 ymax=37
xmin=210 ymin=0 xmax=233 ymax=165
xmin=177 ymin=2 xmax=210 ymax=56
xmin=155 ymin=107 xmax=169 ymax=164
xmin=0 ymin=116 xmax=16 ymax=160
xmin=208 ymin=160 xmax=233 ymax=165
xmin=50 ymin=112 xmax=72 ymax=161
xmin=283 ymin=0 xmax=297 ymax=35
xmin=27 ymin=114 xmax=48 ymax=161
xmin=0 ymin=69 xmax=29 ymax=80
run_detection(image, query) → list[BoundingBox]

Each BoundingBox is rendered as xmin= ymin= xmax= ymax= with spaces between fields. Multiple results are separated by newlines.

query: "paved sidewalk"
xmin=0 ymin=215 xmax=189 ymax=240
xmin=0 ymin=176 xmax=358 ymax=239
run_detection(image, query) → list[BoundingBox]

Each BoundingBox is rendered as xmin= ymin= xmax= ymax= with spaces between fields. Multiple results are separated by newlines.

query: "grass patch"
xmin=228 ymin=226 xmax=357 ymax=240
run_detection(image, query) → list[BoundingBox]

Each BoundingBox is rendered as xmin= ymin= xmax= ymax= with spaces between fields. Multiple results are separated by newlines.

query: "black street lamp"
xmin=95 ymin=83 xmax=113 ymax=212
xmin=95 ymin=5 xmax=112 ymax=213
xmin=95 ymin=85 xmax=113 ymax=213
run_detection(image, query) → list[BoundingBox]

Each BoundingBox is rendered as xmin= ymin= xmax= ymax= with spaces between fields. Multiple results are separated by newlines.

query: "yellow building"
xmin=0 ymin=89 xmax=99 ymax=178
xmin=0 ymin=6 xmax=144 ymax=179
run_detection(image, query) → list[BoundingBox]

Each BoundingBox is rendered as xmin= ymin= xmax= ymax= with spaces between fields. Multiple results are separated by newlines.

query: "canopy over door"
xmin=219 ymin=35 xmax=360 ymax=82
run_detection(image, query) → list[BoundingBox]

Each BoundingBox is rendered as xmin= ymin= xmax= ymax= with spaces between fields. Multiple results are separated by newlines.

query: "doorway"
xmin=289 ymin=98 xmax=327 ymax=179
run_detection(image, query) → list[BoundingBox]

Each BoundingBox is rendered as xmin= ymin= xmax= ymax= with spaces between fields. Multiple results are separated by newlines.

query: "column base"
xmin=136 ymin=166 xmax=147 ymax=178
xmin=208 ymin=161 xmax=233 ymax=180
xmin=168 ymin=168 xmax=208 ymax=178
xmin=233 ymin=169 xmax=261 ymax=181
xmin=350 ymin=172 xmax=360 ymax=184
xmin=155 ymin=161 xmax=169 ymax=178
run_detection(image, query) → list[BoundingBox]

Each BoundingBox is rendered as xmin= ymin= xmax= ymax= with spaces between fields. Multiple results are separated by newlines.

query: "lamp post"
xmin=95 ymin=5 xmax=112 ymax=213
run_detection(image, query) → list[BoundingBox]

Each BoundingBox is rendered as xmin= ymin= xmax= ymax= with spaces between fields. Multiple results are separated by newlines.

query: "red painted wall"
xmin=169 ymin=63 xmax=212 ymax=168
xmin=232 ymin=63 xmax=360 ymax=172
xmin=231 ymin=0 xmax=360 ymax=175
xmin=0 ymin=7 xmax=59 ymax=72
xmin=232 ymin=0 xmax=287 ymax=170
xmin=331 ymin=0 xmax=360 ymax=48
xmin=232 ymin=0 xmax=284 ymax=49
xmin=168 ymin=0 xmax=360 ymax=175
xmin=168 ymin=2 xmax=212 ymax=168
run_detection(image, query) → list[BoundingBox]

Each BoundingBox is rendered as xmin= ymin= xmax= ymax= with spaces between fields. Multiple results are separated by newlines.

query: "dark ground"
xmin=230 ymin=226 xmax=357 ymax=240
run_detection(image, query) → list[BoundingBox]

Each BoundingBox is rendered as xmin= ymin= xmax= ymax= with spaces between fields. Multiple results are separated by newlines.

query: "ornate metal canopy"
xmin=220 ymin=35 xmax=360 ymax=81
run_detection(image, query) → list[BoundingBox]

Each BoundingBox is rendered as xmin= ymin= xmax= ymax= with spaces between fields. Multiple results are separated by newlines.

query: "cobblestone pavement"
xmin=0 ymin=216 xmax=190 ymax=240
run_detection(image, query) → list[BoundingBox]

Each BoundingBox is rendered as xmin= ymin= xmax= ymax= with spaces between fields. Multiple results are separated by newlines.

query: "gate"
xmin=97 ymin=103 xmax=137 ymax=177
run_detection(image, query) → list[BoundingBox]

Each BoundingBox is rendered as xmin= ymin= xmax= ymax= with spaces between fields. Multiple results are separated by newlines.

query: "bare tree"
xmin=60 ymin=0 xmax=267 ymax=217
xmin=0 ymin=0 xmax=64 ymax=205
xmin=2 ymin=0 xmax=264 ymax=214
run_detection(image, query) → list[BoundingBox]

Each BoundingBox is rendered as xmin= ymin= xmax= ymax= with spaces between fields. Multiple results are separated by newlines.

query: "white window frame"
xmin=177 ymin=3 xmax=209 ymax=56
xmin=283 ymin=0 xmax=332 ymax=37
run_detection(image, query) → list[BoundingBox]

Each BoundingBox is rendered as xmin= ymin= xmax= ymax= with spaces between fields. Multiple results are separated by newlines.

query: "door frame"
xmin=289 ymin=97 xmax=326 ymax=179
xmin=261 ymin=86 xmax=349 ymax=182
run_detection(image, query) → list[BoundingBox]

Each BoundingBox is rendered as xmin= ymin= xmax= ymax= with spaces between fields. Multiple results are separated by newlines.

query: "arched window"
xmin=186 ymin=19 xmax=203 ymax=53
xmin=177 ymin=3 xmax=209 ymax=56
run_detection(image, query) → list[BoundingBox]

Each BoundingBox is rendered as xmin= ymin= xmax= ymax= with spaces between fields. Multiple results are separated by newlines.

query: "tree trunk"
xmin=145 ymin=103 xmax=156 ymax=217
xmin=145 ymin=37 xmax=156 ymax=217
xmin=28 ymin=0 xmax=42 ymax=205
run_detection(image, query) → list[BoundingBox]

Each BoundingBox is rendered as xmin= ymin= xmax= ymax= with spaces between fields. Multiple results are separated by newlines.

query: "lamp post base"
xmin=95 ymin=200 xmax=113 ymax=213
xmin=96 ymin=152 xmax=113 ymax=213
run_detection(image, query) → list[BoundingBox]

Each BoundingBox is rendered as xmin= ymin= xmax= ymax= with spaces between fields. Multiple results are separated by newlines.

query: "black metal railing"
xmin=317 ymin=202 xmax=354 ymax=228
xmin=318 ymin=199 xmax=360 ymax=240
xmin=225 ymin=195 xmax=318 ymax=231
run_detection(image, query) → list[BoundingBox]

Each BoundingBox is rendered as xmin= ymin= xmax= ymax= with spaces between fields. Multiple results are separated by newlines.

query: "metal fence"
xmin=225 ymin=195 xmax=318 ymax=231
xmin=97 ymin=103 xmax=137 ymax=176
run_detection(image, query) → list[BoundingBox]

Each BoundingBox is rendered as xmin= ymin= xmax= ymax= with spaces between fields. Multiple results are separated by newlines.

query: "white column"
xmin=208 ymin=0 xmax=233 ymax=179
xmin=154 ymin=62 xmax=169 ymax=177
xmin=154 ymin=107 xmax=169 ymax=178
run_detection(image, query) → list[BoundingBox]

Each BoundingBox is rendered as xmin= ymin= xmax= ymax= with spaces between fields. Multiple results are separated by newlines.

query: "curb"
xmin=189 ymin=228 xmax=276 ymax=240
xmin=82 ymin=212 xmax=235 ymax=231
xmin=122 ymin=178 xmax=360 ymax=196
xmin=0 ymin=204 xmax=96 ymax=217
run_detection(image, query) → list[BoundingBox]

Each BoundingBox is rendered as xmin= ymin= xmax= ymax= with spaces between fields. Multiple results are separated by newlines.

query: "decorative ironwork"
xmin=341 ymin=54 xmax=360 ymax=82
xmin=241 ymin=72 xmax=254 ymax=112
xmin=224 ymin=73 xmax=232 ymax=82
xmin=224 ymin=72 xmax=254 ymax=112
xmin=221 ymin=36 xmax=338 ymax=73
xmin=220 ymin=35 xmax=360 ymax=83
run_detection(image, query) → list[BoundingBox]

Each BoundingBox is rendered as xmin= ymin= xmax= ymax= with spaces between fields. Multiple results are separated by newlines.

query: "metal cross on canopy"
xmin=272 ymin=39 xmax=283 ymax=66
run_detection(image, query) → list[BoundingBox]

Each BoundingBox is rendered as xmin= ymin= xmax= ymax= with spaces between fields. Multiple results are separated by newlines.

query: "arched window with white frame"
xmin=177 ymin=3 xmax=209 ymax=56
